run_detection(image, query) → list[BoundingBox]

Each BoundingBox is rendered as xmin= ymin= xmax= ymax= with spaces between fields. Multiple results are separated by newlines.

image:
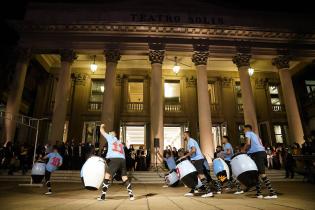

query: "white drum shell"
xmin=81 ymin=156 xmax=106 ymax=190
xmin=165 ymin=171 xmax=179 ymax=185
xmin=176 ymin=160 xmax=197 ymax=179
xmin=31 ymin=162 xmax=46 ymax=175
xmin=231 ymin=154 xmax=258 ymax=177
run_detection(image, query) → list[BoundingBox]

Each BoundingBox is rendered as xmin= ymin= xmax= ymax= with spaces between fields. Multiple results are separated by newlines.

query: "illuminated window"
xmin=128 ymin=81 xmax=144 ymax=102
xmin=208 ymin=82 xmax=218 ymax=104
xmin=274 ymin=125 xmax=284 ymax=143
xmin=90 ymin=80 xmax=104 ymax=103
xmin=164 ymin=80 xmax=180 ymax=103
xmin=306 ymin=80 xmax=315 ymax=98
xmin=269 ymin=85 xmax=281 ymax=105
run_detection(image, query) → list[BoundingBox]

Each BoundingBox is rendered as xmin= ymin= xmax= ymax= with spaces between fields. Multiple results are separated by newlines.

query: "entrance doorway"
xmin=124 ymin=126 xmax=145 ymax=148
xmin=82 ymin=121 xmax=101 ymax=146
xmin=212 ymin=123 xmax=227 ymax=149
xmin=164 ymin=126 xmax=182 ymax=149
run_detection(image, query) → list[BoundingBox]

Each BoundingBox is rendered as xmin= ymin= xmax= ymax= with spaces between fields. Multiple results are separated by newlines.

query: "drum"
xmin=176 ymin=158 xmax=199 ymax=189
xmin=81 ymin=156 xmax=106 ymax=190
xmin=31 ymin=162 xmax=46 ymax=183
xmin=213 ymin=158 xmax=230 ymax=183
xmin=231 ymin=153 xmax=258 ymax=188
xmin=165 ymin=171 xmax=179 ymax=187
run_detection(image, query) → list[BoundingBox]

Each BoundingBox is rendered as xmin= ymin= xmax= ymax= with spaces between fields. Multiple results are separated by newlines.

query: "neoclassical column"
xmin=100 ymin=49 xmax=121 ymax=132
xmin=272 ymin=55 xmax=304 ymax=145
xmin=192 ymin=45 xmax=214 ymax=161
xmin=4 ymin=48 xmax=31 ymax=144
xmin=149 ymin=43 xmax=165 ymax=159
xmin=49 ymin=50 xmax=77 ymax=144
xmin=233 ymin=51 xmax=259 ymax=133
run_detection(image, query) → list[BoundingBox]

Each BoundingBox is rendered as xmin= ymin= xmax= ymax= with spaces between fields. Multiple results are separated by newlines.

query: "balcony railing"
xmin=271 ymin=104 xmax=285 ymax=112
xmin=165 ymin=103 xmax=182 ymax=112
xmin=88 ymin=102 xmax=102 ymax=111
xmin=126 ymin=102 xmax=144 ymax=112
xmin=237 ymin=104 xmax=243 ymax=113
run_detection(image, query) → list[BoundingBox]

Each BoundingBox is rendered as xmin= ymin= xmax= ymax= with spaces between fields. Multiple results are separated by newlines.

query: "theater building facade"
xmin=2 ymin=1 xmax=315 ymax=160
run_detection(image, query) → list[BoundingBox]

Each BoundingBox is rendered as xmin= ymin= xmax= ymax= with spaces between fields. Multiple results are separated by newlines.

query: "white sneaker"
xmin=225 ymin=187 xmax=231 ymax=191
xmin=201 ymin=192 xmax=214 ymax=198
xmin=234 ymin=190 xmax=244 ymax=195
xmin=44 ymin=192 xmax=52 ymax=195
xmin=184 ymin=192 xmax=194 ymax=197
xmin=162 ymin=185 xmax=169 ymax=188
xmin=216 ymin=191 xmax=222 ymax=194
xmin=129 ymin=196 xmax=135 ymax=201
xmin=257 ymin=195 xmax=263 ymax=199
xmin=264 ymin=195 xmax=278 ymax=199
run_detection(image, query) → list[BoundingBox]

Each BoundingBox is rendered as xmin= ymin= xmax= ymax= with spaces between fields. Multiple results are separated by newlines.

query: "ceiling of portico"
xmin=36 ymin=54 xmax=301 ymax=74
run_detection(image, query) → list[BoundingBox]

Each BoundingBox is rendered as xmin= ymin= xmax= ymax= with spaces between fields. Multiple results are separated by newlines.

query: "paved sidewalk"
xmin=0 ymin=181 xmax=314 ymax=210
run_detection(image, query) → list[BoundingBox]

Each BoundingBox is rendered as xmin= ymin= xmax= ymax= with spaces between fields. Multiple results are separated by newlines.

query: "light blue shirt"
xmin=46 ymin=152 xmax=63 ymax=172
xmin=164 ymin=157 xmax=176 ymax=170
xmin=103 ymin=132 xmax=125 ymax=159
xmin=187 ymin=138 xmax=204 ymax=161
xmin=246 ymin=131 xmax=265 ymax=154
xmin=223 ymin=143 xmax=234 ymax=161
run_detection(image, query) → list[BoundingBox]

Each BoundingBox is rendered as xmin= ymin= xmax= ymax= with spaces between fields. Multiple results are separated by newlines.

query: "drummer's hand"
xmin=100 ymin=124 xmax=105 ymax=128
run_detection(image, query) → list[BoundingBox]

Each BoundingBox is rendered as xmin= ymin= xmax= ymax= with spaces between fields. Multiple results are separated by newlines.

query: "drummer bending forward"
xmin=43 ymin=146 xmax=63 ymax=195
xmin=98 ymin=123 xmax=135 ymax=201
xmin=179 ymin=131 xmax=214 ymax=198
xmin=244 ymin=124 xmax=277 ymax=199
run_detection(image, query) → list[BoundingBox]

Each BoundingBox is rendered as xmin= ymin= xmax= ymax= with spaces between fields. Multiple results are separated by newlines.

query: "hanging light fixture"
xmin=248 ymin=67 xmax=254 ymax=76
xmin=90 ymin=55 xmax=98 ymax=73
xmin=172 ymin=56 xmax=181 ymax=74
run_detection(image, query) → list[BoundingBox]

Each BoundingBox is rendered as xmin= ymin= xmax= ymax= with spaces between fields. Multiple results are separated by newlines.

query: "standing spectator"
xmin=284 ymin=147 xmax=295 ymax=179
xmin=172 ymin=147 xmax=178 ymax=159
xmin=266 ymin=147 xmax=273 ymax=169
xmin=129 ymin=145 xmax=136 ymax=171
xmin=19 ymin=145 xmax=29 ymax=175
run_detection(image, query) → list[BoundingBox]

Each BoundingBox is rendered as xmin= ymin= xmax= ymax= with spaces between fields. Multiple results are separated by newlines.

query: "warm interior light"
xmin=173 ymin=65 xmax=180 ymax=74
xmin=100 ymin=86 xmax=104 ymax=93
xmin=90 ymin=55 xmax=98 ymax=73
xmin=248 ymin=67 xmax=254 ymax=76
xmin=172 ymin=56 xmax=181 ymax=74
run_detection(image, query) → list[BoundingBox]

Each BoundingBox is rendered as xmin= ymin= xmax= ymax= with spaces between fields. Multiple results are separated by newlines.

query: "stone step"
xmin=0 ymin=169 xmax=304 ymax=184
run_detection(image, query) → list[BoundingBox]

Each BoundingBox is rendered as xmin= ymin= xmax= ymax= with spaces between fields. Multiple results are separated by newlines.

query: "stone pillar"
xmin=48 ymin=50 xmax=77 ymax=144
xmin=192 ymin=46 xmax=214 ymax=161
xmin=4 ymin=48 xmax=31 ymax=144
xmin=233 ymin=52 xmax=259 ymax=133
xmin=272 ymin=55 xmax=304 ymax=145
xmin=149 ymin=43 xmax=165 ymax=161
xmin=101 ymin=49 xmax=121 ymax=131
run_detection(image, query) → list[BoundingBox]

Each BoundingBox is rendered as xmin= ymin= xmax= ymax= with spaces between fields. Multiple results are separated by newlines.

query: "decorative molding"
xmin=149 ymin=43 xmax=165 ymax=64
xmin=16 ymin=23 xmax=315 ymax=44
xmin=105 ymin=49 xmax=121 ymax=63
xmin=255 ymin=77 xmax=266 ymax=89
xmin=71 ymin=73 xmax=88 ymax=85
xmin=186 ymin=76 xmax=196 ymax=87
xmin=272 ymin=55 xmax=291 ymax=69
xmin=221 ymin=77 xmax=233 ymax=88
xmin=192 ymin=50 xmax=209 ymax=66
xmin=232 ymin=53 xmax=251 ymax=68
xmin=60 ymin=49 xmax=77 ymax=63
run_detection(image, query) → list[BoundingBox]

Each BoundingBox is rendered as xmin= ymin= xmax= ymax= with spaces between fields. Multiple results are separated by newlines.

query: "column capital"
xmin=60 ymin=49 xmax=77 ymax=63
xmin=192 ymin=51 xmax=209 ymax=66
xmin=105 ymin=49 xmax=121 ymax=64
xmin=16 ymin=47 xmax=32 ymax=63
xmin=148 ymin=43 xmax=165 ymax=64
xmin=232 ymin=53 xmax=251 ymax=68
xmin=272 ymin=55 xmax=291 ymax=69
xmin=71 ymin=73 xmax=88 ymax=86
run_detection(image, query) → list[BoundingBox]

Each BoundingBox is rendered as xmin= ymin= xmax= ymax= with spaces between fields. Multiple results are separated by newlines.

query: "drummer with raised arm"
xmin=244 ymin=124 xmax=277 ymax=199
xmin=179 ymin=131 xmax=213 ymax=198
xmin=97 ymin=123 xmax=135 ymax=201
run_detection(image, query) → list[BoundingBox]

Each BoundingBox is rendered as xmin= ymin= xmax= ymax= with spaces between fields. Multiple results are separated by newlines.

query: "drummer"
xmin=178 ymin=131 xmax=213 ymax=198
xmin=157 ymin=147 xmax=177 ymax=187
xmin=221 ymin=136 xmax=243 ymax=195
xmin=42 ymin=145 xmax=63 ymax=195
xmin=97 ymin=123 xmax=135 ymax=201
xmin=244 ymin=124 xmax=277 ymax=199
